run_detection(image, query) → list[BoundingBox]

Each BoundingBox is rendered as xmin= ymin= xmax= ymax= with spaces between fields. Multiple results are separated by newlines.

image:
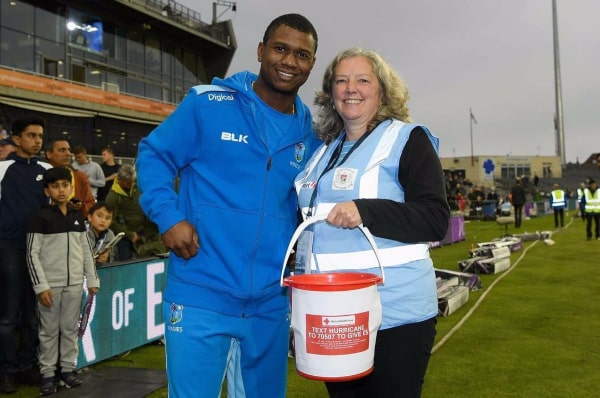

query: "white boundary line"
xmin=431 ymin=215 xmax=575 ymax=354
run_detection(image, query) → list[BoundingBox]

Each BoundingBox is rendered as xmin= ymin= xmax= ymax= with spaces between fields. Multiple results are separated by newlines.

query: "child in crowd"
xmin=87 ymin=201 xmax=118 ymax=264
xmin=26 ymin=167 xmax=100 ymax=396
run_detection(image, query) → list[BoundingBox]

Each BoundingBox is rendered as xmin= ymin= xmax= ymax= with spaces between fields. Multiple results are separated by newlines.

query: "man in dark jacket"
xmin=104 ymin=164 xmax=166 ymax=260
xmin=510 ymin=178 xmax=527 ymax=228
xmin=0 ymin=116 xmax=52 ymax=393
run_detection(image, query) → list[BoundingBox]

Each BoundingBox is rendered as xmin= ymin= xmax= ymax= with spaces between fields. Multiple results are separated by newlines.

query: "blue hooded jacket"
xmin=136 ymin=71 xmax=321 ymax=316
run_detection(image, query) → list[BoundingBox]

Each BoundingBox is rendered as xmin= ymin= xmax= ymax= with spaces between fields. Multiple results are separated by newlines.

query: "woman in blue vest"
xmin=295 ymin=48 xmax=450 ymax=398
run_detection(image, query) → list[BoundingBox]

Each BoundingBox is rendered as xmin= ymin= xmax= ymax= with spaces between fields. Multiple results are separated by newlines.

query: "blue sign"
xmin=77 ymin=258 xmax=167 ymax=368
xmin=483 ymin=158 xmax=495 ymax=174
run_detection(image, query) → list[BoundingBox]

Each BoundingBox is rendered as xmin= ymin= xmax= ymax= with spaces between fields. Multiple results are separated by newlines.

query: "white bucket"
xmin=280 ymin=216 xmax=384 ymax=381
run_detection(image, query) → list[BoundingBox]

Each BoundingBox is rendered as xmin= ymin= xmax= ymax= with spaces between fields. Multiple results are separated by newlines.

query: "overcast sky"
xmin=178 ymin=0 xmax=599 ymax=164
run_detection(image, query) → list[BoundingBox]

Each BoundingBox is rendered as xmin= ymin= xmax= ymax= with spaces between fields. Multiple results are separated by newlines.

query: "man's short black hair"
xmin=43 ymin=167 xmax=72 ymax=187
xmin=44 ymin=138 xmax=69 ymax=153
xmin=11 ymin=115 xmax=46 ymax=137
xmin=262 ymin=13 xmax=318 ymax=54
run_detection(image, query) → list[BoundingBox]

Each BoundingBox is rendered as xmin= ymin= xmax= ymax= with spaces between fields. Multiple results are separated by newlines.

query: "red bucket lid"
xmin=283 ymin=272 xmax=382 ymax=291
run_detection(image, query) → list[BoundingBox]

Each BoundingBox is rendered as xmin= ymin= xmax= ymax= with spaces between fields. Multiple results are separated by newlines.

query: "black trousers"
xmin=325 ymin=317 xmax=436 ymax=398
xmin=514 ymin=205 xmax=524 ymax=227
xmin=554 ymin=208 xmax=564 ymax=227
xmin=586 ymin=213 xmax=600 ymax=238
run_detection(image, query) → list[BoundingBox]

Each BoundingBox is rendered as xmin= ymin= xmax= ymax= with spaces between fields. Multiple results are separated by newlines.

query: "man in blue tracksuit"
xmin=136 ymin=14 xmax=320 ymax=398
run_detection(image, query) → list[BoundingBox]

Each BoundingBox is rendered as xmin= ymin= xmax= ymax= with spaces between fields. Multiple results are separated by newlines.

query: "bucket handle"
xmin=280 ymin=214 xmax=386 ymax=286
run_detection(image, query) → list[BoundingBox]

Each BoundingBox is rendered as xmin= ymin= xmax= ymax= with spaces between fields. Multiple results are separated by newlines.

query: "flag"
xmin=470 ymin=110 xmax=478 ymax=124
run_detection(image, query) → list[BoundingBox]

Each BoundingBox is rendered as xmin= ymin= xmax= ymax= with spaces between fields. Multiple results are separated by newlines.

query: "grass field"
xmin=9 ymin=212 xmax=600 ymax=397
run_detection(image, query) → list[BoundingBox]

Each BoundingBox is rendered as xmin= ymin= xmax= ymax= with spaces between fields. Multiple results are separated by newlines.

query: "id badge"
xmin=294 ymin=230 xmax=313 ymax=275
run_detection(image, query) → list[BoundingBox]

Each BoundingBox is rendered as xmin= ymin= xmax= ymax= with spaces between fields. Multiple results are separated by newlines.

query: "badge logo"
xmin=294 ymin=143 xmax=306 ymax=162
xmin=332 ymin=167 xmax=357 ymax=190
xmin=169 ymin=303 xmax=183 ymax=324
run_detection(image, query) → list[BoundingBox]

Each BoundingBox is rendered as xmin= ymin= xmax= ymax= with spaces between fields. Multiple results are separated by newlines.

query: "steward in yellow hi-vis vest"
xmin=583 ymin=179 xmax=600 ymax=240
xmin=550 ymin=183 xmax=566 ymax=228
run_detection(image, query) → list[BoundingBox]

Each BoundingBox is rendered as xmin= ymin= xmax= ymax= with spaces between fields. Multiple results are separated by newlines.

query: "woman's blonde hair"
xmin=313 ymin=47 xmax=412 ymax=143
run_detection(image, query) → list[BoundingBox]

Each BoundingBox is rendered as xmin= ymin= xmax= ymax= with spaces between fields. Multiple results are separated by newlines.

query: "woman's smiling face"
xmin=332 ymin=56 xmax=381 ymax=128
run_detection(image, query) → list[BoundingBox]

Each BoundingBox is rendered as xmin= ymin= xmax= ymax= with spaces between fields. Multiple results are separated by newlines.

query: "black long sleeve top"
xmin=353 ymin=126 xmax=450 ymax=243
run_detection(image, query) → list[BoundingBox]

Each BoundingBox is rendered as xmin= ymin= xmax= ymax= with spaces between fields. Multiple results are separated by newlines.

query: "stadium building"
xmin=0 ymin=0 xmax=236 ymax=157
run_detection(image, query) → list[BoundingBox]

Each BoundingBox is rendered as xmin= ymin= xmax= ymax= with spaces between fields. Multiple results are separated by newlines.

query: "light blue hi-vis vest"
xmin=294 ymin=119 xmax=438 ymax=272
xmin=294 ymin=120 xmax=440 ymax=328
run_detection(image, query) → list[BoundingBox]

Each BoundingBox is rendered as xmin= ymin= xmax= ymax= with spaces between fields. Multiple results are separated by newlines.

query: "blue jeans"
xmin=0 ymin=248 xmax=39 ymax=373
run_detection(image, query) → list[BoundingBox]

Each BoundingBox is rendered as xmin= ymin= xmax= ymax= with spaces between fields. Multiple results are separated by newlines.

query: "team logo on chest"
xmin=332 ymin=167 xmax=358 ymax=190
xmin=294 ymin=143 xmax=306 ymax=162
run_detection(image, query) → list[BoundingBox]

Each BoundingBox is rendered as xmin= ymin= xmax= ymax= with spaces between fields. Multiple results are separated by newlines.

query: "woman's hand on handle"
xmin=327 ymin=201 xmax=362 ymax=228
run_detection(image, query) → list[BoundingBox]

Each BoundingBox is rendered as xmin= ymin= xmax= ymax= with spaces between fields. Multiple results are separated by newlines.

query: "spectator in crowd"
xmin=582 ymin=179 xmax=599 ymax=240
xmin=499 ymin=196 xmax=513 ymax=216
xmin=470 ymin=193 xmax=484 ymax=218
xmin=0 ymin=115 xmax=52 ymax=394
xmin=96 ymin=148 xmax=120 ymax=202
xmin=26 ymin=167 xmax=99 ymax=395
xmin=475 ymin=185 xmax=486 ymax=201
xmin=44 ymin=139 xmax=95 ymax=217
xmin=456 ymin=192 xmax=466 ymax=213
xmin=533 ymin=188 xmax=542 ymax=203
xmin=466 ymin=186 xmax=478 ymax=204
xmin=452 ymin=183 xmax=466 ymax=211
xmin=510 ymin=178 xmax=527 ymax=228
xmin=72 ymin=145 xmax=105 ymax=199
xmin=487 ymin=186 xmax=499 ymax=203
xmin=161 ymin=2 xmax=173 ymax=17
xmin=486 ymin=187 xmax=500 ymax=216
xmin=295 ymin=47 xmax=449 ymax=398
xmin=105 ymin=164 xmax=166 ymax=260
xmin=550 ymin=183 xmax=566 ymax=228
xmin=87 ymin=201 xmax=118 ymax=264
xmin=0 ymin=122 xmax=8 ymax=138
xmin=135 ymin=13 xmax=320 ymax=398
xmin=533 ymin=173 xmax=539 ymax=186
xmin=0 ymin=136 xmax=16 ymax=160
xmin=577 ymin=182 xmax=586 ymax=221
